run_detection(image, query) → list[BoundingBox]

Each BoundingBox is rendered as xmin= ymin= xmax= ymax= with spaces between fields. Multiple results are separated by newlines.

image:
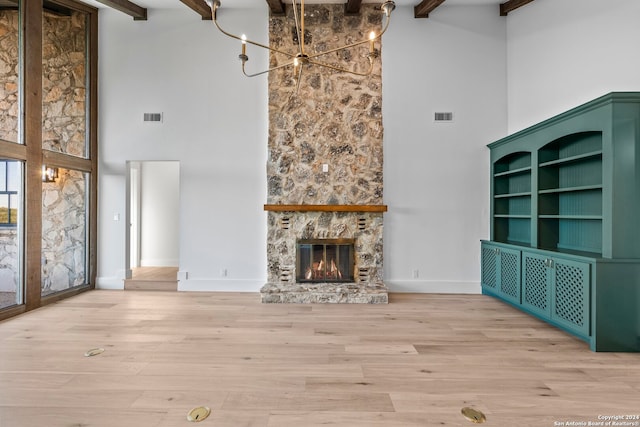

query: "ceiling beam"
xmin=179 ymin=0 xmax=212 ymax=20
xmin=266 ymin=0 xmax=285 ymax=16
xmin=500 ymin=0 xmax=534 ymax=16
xmin=414 ymin=0 xmax=445 ymax=19
xmin=92 ymin=0 xmax=147 ymax=20
xmin=345 ymin=0 xmax=362 ymax=15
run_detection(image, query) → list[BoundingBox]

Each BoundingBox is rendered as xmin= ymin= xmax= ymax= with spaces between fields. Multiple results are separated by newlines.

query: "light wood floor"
xmin=124 ymin=267 xmax=178 ymax=291
xmin=0 ymin=291 xmax=638 ymax=427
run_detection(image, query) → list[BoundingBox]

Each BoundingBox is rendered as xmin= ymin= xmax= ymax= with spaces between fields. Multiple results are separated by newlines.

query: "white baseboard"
xmin=385 ymin=280 xmax=481 ymax=294
xmin=177 ymin=279 xmax=264 ymax=292
xmin=96 ymin=276 xmax=480 ymax=294
xmin=96 ymin=277 xmax=125 ymax=290
xmin=140 ymin=259 xmax=179 ymax=267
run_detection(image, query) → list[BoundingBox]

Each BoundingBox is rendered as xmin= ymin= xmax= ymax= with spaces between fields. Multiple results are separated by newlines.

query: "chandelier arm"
xmin=307 ymin=58 xmax=374 ymax=77
xmin=210 ymin=1 xmax=297 ymax=59
xmin=294 ymin=62 xmax=304 ymax=93
xmin=291 ymin=0 xmax=304 ymax=56
xmin=242 ymin=59 xmax=297 ymax=78
xmin=300 ymin=0 xmax=305 ymax=55
xmin=306 ymin=12 xmax=392 ymax=60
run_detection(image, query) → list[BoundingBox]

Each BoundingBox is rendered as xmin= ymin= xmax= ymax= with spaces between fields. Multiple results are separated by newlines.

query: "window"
xmin=0 ymin=159 xmax=22 ymax=310
xmin=0 ymin=160 xmax=20 ymax=227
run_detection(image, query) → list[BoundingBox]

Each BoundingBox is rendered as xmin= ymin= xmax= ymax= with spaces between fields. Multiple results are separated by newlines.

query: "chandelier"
xmin=205 ymin=0 xmax=395 ymax=85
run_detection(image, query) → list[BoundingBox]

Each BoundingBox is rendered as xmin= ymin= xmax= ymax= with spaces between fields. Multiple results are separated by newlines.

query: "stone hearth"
xmin=261 ymin=282 xmax=388 ymax=304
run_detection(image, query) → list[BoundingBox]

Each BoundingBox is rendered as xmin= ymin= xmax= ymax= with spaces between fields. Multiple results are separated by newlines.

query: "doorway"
xmin=125 ymin=161 xmax=180 ymax=291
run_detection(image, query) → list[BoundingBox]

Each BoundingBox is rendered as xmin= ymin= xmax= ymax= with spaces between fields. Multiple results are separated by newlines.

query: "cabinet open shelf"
xmin=538 ymin=184 xmax=603 ymax=194
xmin=539 ymin=215 xmax=602 ymax=220
xmin=539 ymin=150 xmax=602 ymax=168
xmin=494 ymin=191 xmax=531 ymax=198
xmin=492 ymin=152 xmax=532 ymax=246
xmin=493 ymin=166 xmax=532 ymax=178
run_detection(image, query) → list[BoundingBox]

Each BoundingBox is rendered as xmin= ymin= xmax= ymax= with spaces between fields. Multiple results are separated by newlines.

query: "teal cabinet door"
xmin=498 ymin=247 xmax=521 ymax=305
xmin=481 ymin=243 xmax=521 ymax=305
xmin=550 ymin=258 xmax=590 ymax=338
xmin=481 ymin=244 xmax=499 ymax=292
xmin=522 ymin=251 xmax=591 ymax=339
xmin=522 ymin=252 xmax=552 ymax=318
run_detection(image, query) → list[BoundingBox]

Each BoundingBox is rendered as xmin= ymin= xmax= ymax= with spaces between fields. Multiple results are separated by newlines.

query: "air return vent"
xmin=280 ymin=267 xmax=293 ymax=283
xmin=434 ymin=112 xmax=453 ymax=122
xmin=358 ymin=216 xmax=367 ymax=231
xmin=280 ymin=217 xmax=291 ymax=230
xmin=143 ymin=113 xmax=163 ymax=122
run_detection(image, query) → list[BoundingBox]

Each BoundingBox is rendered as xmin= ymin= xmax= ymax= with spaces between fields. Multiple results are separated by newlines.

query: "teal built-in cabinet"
xmin=482 ymin=92 xmax=640 ymax=352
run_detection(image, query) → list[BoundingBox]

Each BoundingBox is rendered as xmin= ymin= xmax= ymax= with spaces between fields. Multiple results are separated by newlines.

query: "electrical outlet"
xmin=412 ymin=269 xmax=419 ymax=279
xmin=220 ymin=269 xmax=228 ymax=277
xmin=322 ymin=164 xmax=329 ymax=173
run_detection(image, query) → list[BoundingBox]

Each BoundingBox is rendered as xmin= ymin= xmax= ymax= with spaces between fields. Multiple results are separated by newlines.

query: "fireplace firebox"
xmin=296 ymin=239 xmax=355 ymax=283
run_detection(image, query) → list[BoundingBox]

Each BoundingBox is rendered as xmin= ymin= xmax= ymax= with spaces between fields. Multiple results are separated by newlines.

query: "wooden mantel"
xmin=264 ymin=204 xmax=388 ymax=213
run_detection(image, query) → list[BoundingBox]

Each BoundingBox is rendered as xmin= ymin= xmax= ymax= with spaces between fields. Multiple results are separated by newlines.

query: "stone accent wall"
xmin=42 ymin=169 xmax=86 ymax=295
xmin=0 ymin=11 xmax=19 ymax=143
xmin=267 ymin=4 xmax=383 ymax=206
xmin=0 ymin=10 xmax=87 ymax=155
xmin=0 ymin=10 xmax=88 ymax=296
xmin=265 ymin=5 xmax=385 ymax=293
xmin=42 ymin=11 xmax=87 ymax=157
xmin=0 ymin=228 xmax=18 ymax=292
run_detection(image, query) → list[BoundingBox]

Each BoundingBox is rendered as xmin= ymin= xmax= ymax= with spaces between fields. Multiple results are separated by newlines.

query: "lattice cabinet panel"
xmin=481 ymin=245 xmax=498 ymax=290
xmin=522 ymin=253 xmax=551 ymax=317
xmin=551 ymin=258 xmax=590 ymax=338
xmin=499 ymin=247 xmax=521 ymax=304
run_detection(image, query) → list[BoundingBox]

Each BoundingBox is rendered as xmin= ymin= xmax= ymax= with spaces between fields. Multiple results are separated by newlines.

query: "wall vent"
xmin=434 ymin=112 xmax=453 ymax=122
xmin=280 ymin=267 xmax=293 ymax=283
xmin=357 ymin=216 xmax=367 ymax=231
xmin=143 ymin=113 xmax=163 ymax=123
xmin=358 ymin=267 xmax=369 ymax=283
xmin=280 ymin=217 xmax=290 ymax=230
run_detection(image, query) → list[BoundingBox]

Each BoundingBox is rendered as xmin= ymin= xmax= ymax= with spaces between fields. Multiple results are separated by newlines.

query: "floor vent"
xmin=434 ymin=112 xmax=453 ymax=122
xmin=143 ymin=112 xmax=163 ymax=122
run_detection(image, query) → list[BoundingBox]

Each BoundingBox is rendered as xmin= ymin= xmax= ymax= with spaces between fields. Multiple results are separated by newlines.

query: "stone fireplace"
xmin=260 ymin=4 xmax=388 ymax=303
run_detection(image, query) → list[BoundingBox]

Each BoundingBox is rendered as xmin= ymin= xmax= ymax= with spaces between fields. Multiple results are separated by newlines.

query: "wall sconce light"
xmin=42 ymin=165 xmax=58 ymax=183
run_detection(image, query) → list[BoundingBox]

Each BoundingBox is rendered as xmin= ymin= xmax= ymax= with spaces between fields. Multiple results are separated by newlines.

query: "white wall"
xmin=139 ymin=161 xmax=179 ymax=267
xmin=97 ymin=4 xmax=508 ymax=293
xmin=97 ymin=7 xmax=268 ymax=290
xmin=507 ymin=0 xmax=640 ymax=133
xmin=383 ymin=5 xmax=507 ymax=293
